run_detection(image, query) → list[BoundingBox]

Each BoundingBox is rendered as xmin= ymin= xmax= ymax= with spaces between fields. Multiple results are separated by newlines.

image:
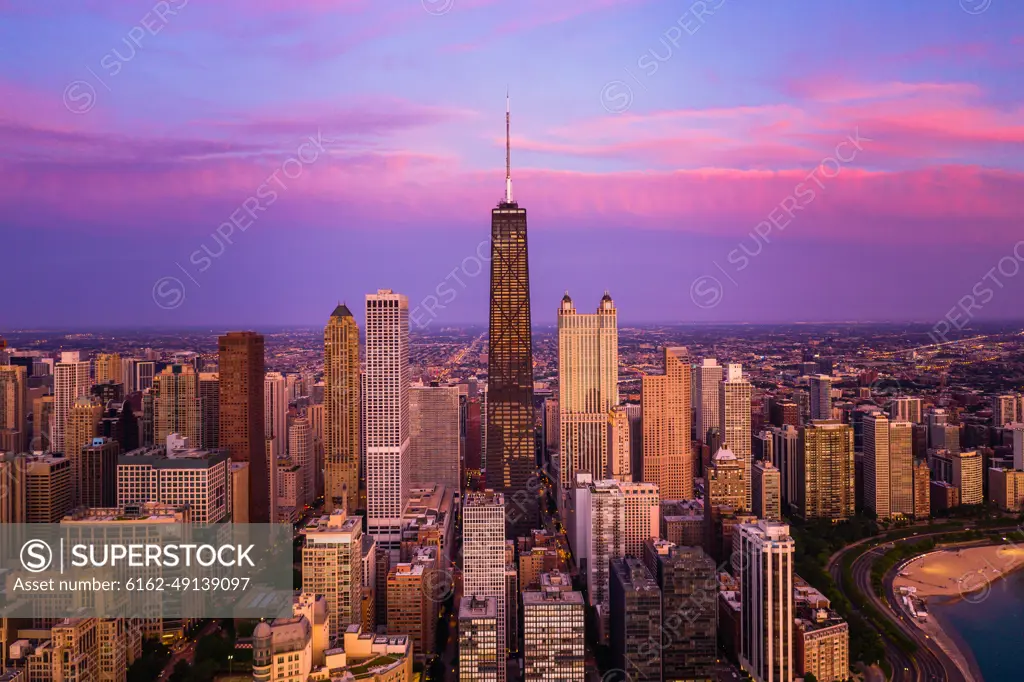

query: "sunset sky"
xmin=2 ymin=0 xmax=1022 ymax=328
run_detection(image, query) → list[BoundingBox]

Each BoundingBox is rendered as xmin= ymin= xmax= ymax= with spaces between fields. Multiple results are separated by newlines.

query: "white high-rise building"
xmin=953 ymin=450 xmax=983 ymax=506
xmin=264 ymin=371 xmax=288 ymax=459
xmin=695 ymin=359 xmax=723 ymax=445
xmin=410 ymin=385 xmax=461 ymax=490
xmin=809 ymin=375 xmax=832 ymax=421
xmin=463 ymin=491 xmax=507 ymax=682
xmin=557 ymin=292 xmax=618 ymax=486
xmin=289 ymin=417 xmax=313 ymax=506
xmin=738 ymin=521 xmax=795 ymax=682
xmin=617 ymin=481 xmax=659 ymax=558
xmin=121 ymin=357 xmax=138 ymax=393
xmin=53 ymin=351 xmax=91 ymax=454
xmin=569 ymin=475 xmax=658 ymax=643
xmin=720 ymin=363 xmax=753 ymax=509
xmin=863 ymin=411 xmax=891 ymax=519
xmin=365 ymin=289 xmax=411 ymax=554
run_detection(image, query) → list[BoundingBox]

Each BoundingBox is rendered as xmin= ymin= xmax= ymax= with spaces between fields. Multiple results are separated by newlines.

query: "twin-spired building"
xmin=557 ymin=292 xmax=618 ymax=487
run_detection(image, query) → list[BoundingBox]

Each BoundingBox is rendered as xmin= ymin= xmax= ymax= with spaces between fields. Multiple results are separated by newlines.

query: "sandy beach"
xmin=893 ymin=543 xmax=1024 ymax=598
xmin=892 ymin=543 xmax=1024 ymax=682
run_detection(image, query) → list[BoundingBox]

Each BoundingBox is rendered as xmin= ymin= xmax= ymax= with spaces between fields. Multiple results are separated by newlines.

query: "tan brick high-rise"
xmin=153 ymin=364 xmax=202 ymax=445
xmin=0 ymin=364 xmax=28 ymax=453
xmin=557 ymin=292 xmax=618 ymax=486
xmin=94 ymin=352 xmax=123 ymax=386
xmin=642 ymin=346 xmax=692 ymax=499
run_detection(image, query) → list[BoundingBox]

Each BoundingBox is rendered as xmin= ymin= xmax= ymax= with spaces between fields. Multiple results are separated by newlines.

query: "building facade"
xmin=301 ymin=510 xmax=364 ymax=640
xmin=219 ymin=331 xmax=270 ymax=522
xmin=753 ymin=460 xmax=782 ymax=521
xmin=797 ymin=421 xmax=855 ymax=521
xmin=609 ymin=558 xmax=661 ymax=681
xmin=324 ymin=304 xmax=361 ymax=513
xmin=53 ymin=352 xmax=91 ymax=455
xmin=643 ymin=540 xmax=718 ymax=681
xmin=641 ymin=346 xmax=693 ymax=500
xmin=738 ymin=521 xmax=795 ymax=682
xmin=522 ymin=589 xmax=586 ymax=681
xmin=264 ymin=371 xmax=288 ymax=459
xmin=695 ymin=358 xmax=723 ymax=446
xmin=486 ymin=133 xmax=537 ymax=533
xmin=459 ymin=596 xmax=499 ymax=682
xmin=153 ymin=364 xmax=202 ymax=446
xmin=365 ymin=290 xmax=411 ymax=552
xmin=557 ymin=292 xmax=618 ymax=486
xmin=410 ymin=385 xmax=461 ymax=491
xmin=463 ymin=491 xmax=507 ymax=682
xmin=720 ymin=363 xmax=753 ymax=509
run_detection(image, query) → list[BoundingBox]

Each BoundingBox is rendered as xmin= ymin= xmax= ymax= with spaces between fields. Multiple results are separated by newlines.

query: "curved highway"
xmin=830 ymin=542 xmax=917 ymax=681
xmin=828 ymin=525 xmax=1017 ymax=682
xmin=850 ymin=542 xmax=951 ymax=681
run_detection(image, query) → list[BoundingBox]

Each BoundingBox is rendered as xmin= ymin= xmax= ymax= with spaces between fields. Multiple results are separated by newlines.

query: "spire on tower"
xmin=505 ymin=89 xmax=513 ymax=204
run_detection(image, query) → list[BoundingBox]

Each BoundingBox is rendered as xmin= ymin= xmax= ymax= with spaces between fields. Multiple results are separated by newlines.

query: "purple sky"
xmin=1 ymin=0 xmax=1022 ymax=330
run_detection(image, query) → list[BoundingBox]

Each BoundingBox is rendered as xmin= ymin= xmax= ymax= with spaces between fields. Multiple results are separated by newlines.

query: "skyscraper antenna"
xmin=505 ymin=89 xmax=513 ymax=203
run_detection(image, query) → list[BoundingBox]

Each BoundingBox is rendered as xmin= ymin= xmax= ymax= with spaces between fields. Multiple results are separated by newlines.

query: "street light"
xmin=227 ymin=654 xmax=234 ymax=674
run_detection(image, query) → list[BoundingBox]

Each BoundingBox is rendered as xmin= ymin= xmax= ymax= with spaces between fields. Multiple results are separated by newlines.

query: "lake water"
xmin=932 ymin=568 xmax=1024 ymax=681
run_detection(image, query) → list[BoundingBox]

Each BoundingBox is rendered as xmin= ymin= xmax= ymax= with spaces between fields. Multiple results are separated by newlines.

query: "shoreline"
xmin=892 ymin=543 xmax=1024 ymax=682
xmin=926 ymin=598 xmax=987 ymax=682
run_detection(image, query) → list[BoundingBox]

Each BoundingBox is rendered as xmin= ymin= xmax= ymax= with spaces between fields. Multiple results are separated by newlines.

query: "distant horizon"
xmin=4 ymin=318 xmax=1024 ymax=335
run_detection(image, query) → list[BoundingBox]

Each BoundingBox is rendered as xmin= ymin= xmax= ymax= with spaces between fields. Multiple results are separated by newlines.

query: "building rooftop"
xmin=330 ymin=303 xmax=354 ymax=318
xmin=795 ymin=607 xmax=848 ymax=634
xmin=713 ymin=446 xmax=737 ymax=462
xmin=464 ymin=490 xmax=504 ymax=507
xmin=118 ymin=445 xmax=229 ymax=468
xmin=523 ymin=589 xmax=584 ymax=606
xmin=304 ymin=510 xmax=362 ymax=537
xmin=459 ymin=595 xmax=497 ymax=619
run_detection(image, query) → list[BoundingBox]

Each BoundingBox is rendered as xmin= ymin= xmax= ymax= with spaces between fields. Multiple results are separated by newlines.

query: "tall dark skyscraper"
xmin=486 ymin=94 xmax=537 ymax=532
xmin=218 ymin=331 xmax=271 ymax=523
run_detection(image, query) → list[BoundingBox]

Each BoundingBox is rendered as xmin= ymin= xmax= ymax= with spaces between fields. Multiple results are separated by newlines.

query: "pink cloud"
xmin=510 ymin=78 xmax=1022 ymax=170
xmin=2 ymin=151 xmax=1019 ymax=247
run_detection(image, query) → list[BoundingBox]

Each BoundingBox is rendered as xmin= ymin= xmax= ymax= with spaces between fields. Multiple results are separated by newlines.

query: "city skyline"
xmin=2 ymin=1 xmax=1023 ymax=327
xmin=2 ymin=3 xmax=1024 ymax=680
